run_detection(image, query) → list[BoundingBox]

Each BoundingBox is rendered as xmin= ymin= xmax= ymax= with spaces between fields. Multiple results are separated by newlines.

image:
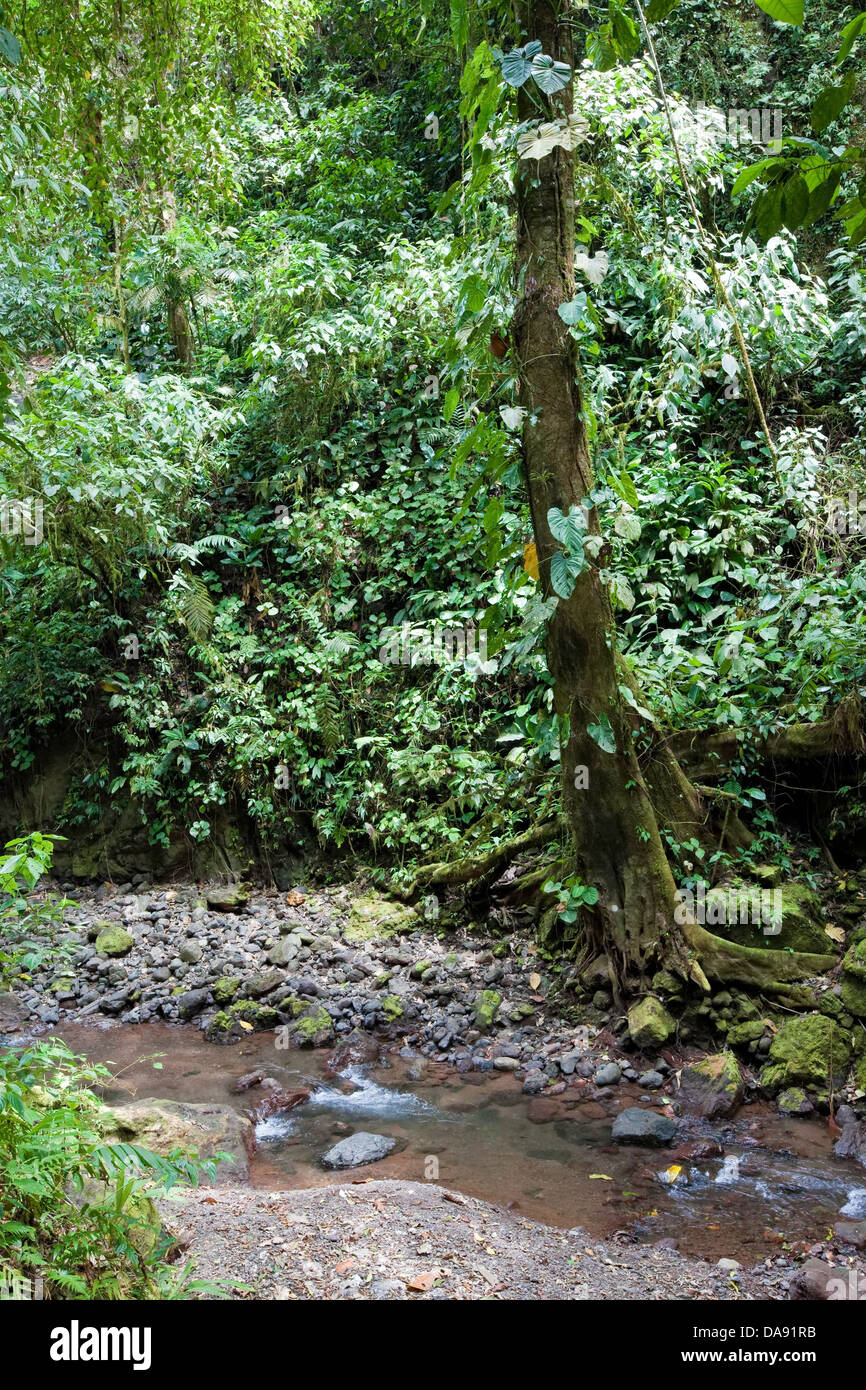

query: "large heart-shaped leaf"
xmin=517 ymin=113 xmax=589 ymax=161
xmin=558 ymin=293 xmax=590 ymax=326
xmin=753 ymin=0 xmax=804 ymax=25
xmin=530 ymin=54 xmax=572 ymax=95
xmin=500 ymin=48 xmax=532 ymax=87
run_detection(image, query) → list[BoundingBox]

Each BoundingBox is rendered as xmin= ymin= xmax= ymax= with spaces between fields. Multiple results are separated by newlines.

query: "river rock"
xmin=638 ymin=1070 xmax=665 ymax=1089
xmin=253 ymin=1087 xmax=310 ymax=1121
xmin=612 ymin=1106 xmax=678 ymax=1146
xmin=267 ymin=937 xmax=299 ymax=966
xmin=0 ymin=991 xmax=29 ymax=1034
xmin=761 ymin=1014 xmax=852 ymax=1092
xmin=627 ymin=997 xmax=675 ymax=1050
xmin=99 ymin=1098 xmax=253 ymax=1181
xmin=593 ymin=1062 xmax=622 ymax=1086
xmin=788 ymin=1258 xmax=851 ymax=1301
xmin=321 ymin=1131 xmax=396 ymax=1169
xmin=206 ymin=886 xmax=249 ymax=913
xmin=176 ymin=987 xmax=211 ymax=1020
xmin=679 ymin=1053 xmax=744 ymax=1119
xmin=834 ymin=1117 xmax=866 ymax=1168
xmin=834 ymin=1219 xmax=866 ymax=1248
xmin=94 ymin=925 xmax=135 ymax=957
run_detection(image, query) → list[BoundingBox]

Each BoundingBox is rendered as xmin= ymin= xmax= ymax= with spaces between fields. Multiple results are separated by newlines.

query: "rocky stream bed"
xmin=4 ymin=875 xmax=866 ymax=1300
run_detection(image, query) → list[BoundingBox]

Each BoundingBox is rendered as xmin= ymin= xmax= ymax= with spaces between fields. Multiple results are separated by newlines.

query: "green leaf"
xmin=837 ymin=11 xmax=866 ymax=63
xmin=585 ymin=26 xmax=618 ymax=72
xmin=0 ymin=26 xmax=20 ymax=64
xmin=811 ymin=74 xmax=856 ymax=133
xmin=530 ymin=53 xmax=572 ymax=95
xmin=558 ymin=293 xmax=589 ymax=326
xmin=501 ymin=48 xmax=532 ymax=87
xmin=753 ymin=0 xmax=804 ymax=24
xmin=753 ymin=182 xmax=785 ymax=239
xmin=586 ymin=715 xmax=616 ymax=754
xmin=450 ymin=0 xmax=468 ymax=52
xmin=731 ymin=157 xmax=785 ymax=196
xmin=645 ymin=0 xmax=681 ymax=18
xmin=443 ymin=388 xmax=460 ymax=422
xmin=781 ymin=174 xmax=810 ymax=228
xmin=609 ymin=469 xmax=639 ymax=509
xmin=550 ymin=550 xmax=576 ymax=599
xmin=609 ymin=5 xmax=640 ymax=59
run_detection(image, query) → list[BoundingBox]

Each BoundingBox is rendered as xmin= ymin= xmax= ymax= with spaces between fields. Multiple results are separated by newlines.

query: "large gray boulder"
xmin=611 ymin=1107 xmax=677 ymax=1146
xmin=321 ymin=1132 xmax=396 ymax=1169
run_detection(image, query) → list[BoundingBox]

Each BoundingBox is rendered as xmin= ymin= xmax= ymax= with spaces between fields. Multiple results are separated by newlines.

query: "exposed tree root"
xmin=671 ymin=691 xmax=865 ymax=781
xmin=680 ymin=919 xmax=835 ymax=989
xmin=387 ymin=819 xmax=565 ymax=900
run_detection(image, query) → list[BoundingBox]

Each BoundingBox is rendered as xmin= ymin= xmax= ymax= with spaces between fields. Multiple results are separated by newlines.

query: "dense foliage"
xmin=0 ymin=0 xmax=864 ymax=878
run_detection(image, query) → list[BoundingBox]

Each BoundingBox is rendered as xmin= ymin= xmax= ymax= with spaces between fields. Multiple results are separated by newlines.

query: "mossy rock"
xmin=94 ymin=925 xmax=135 ymax=958
xmin=751 ymin=863 xmax=783 ymax=888
xmin=510 ymin=1002 xmax=536 ymax=1021
xmin=278 ymin=998 xmax=334 ymax=1047
xmin=761 ymin=1014 xmax=852 ymax=1092
xmin=651 ymin=969 xmax=683 ymax=997
xmin=344 ymin=892 xmax=415 ymax=943
xmin=627 ymin=996 xmax=675 ymax=1050
xmin=817 ymin=991 xmax=844 ymax=1020
xmin=205 ymin=1000 xmax=279 ymax=1042
xmin=843 ymin=939 xmax=866 ymax=980
xmin=854 ymin=1055 xmax=866 ymax=1093
xmin=704 ymin=882 xmax=833 ymax=955
xmin=473 ymin=990 xmax=502 ymax=1029
xmin=205 ymin=885 xmax=249 ymax=913
xmin=410 ymin=959 xmax=434 ymax=980
xmin=381 ymin=995 xmax=404 ymax=1022
xmin=726 ymin=1019 xmax=766 ymax=1048
xmin=841 ymin=975 xmax=866 ymax=1019
xmin=99 ymin=1098 xmax=251 ymax=1180
xmin=777 ymin=1086 xmax=813 ymax=1116
xmin=680 ymin=1052 xmax=744 ymax=1118
xmin=213 ymin=975 xmax=241 ymax=1004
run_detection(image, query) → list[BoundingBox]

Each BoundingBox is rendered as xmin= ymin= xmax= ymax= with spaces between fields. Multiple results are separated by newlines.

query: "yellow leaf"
xmin=529 ymin=972 xmax=541 ymax=990
xmin=524 ymin=541 xmax=539 ymax=581
xmin=589 ymin=1173 xmax=612 ymax=1181
xmin=239 ymin=1020 xmax=254 ymax=1031
xmin=825 ymin=925 xmax=845 ymax=943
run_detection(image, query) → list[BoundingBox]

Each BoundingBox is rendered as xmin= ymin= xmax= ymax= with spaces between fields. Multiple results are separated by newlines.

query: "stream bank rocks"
xmin=11 ymin=877 xmax=866 ymax=1126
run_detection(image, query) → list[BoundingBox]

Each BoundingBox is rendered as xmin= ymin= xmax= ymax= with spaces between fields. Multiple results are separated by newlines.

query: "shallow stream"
xmin=55 ymin=1021 xmax=866 ymax=1263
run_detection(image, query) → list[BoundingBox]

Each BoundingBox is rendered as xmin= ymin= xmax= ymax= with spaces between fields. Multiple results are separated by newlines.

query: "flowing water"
xmin=51 ymin=1021 xmax=865 ymax=1263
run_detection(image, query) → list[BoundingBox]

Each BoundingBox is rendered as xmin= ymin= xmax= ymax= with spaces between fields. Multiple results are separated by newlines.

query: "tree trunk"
xmin=511 ymin=0 xmax=830 ymax=997
xmin=161 ymin=191 xmax=195 ymax=371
